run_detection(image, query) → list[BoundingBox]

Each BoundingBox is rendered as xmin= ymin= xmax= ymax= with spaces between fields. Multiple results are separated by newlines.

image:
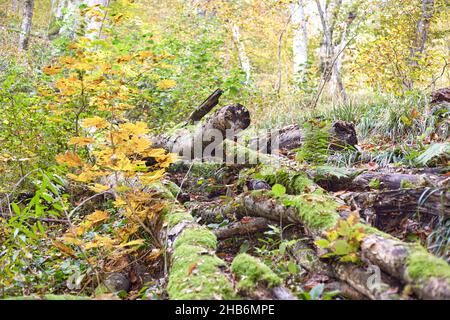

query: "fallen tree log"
xmin=163 ymin=202 xmax=238 ymax=300
xmin=152 ymin=104 xmax=250 ymax=160
xmin=247 ymin=121 xmax=358 ymax=153
xmin=291 ymin=241 xmax=402 ymax=300
xmin=213 ymin=217 xmax=270 ymax=239
xmin=186 ymin=89 xmax=223 ymax=124
xmin=345 ymin=171 xmax=448 ymax=192
xmin=192 ymin=199 xmax=403 ymax=300
xmin=230 ymin=253 xmax=296 ymax=300
xmin=347 ymin=188 xmax=450 ymax=227
xmin=231 ymin=190 xmax=450 ymax=299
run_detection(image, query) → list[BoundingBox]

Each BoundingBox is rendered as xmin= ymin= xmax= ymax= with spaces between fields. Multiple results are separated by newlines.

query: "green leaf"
xmin=271 ymin=184 xmax=286 ymax=197
xmin=334 ymin=240 xmax=352 ymax=256
xmin=309 ymin=284 xmax=324 ymax=300
xmin=11 ymin=203 xmax=21 ymax=215
xmin=315 ymin=239 xmax=330 ymax=248
xmin=287 ymin=261 xmax=298 ymax=274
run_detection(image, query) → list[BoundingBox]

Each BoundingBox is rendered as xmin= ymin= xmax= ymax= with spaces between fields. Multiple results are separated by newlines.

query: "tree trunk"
xmin=232 ymin=191 xmax=450 ymax=299
xmin=11 ymin=0 xmax=19 ymax=13
xmin=247 ymin=121 xmax=358 ymax=154
xmin=231 ymin=24 xmax=251 ymax=85
xmin=163 ymin=202 xmax=238 ymax=299
xmin=291 ymin=0 xmax=308 ymax=84
xmin=19 ymin=0 xmax=35 ymax=50
xmin=348 ymin=188 xmax=449 ymax=228
xmin=152 ymin=104 xmax=250 ymax=161
xmin=406 ymin=0 xmax=435 ymax=89
xmin=85 ymin=0 xmax=108 ymax=40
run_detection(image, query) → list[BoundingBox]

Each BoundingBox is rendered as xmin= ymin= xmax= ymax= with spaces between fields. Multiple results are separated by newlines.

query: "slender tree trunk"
xmin=291 ymin=0 xmax=308 ymax=84
xmin=11 ymin=0 xmax=19 ymax=13
xmin=406 ymin=0 xmax=435 ymax=89
xmin=19 ymin=0 xmax=35 ymax=50
xmin=231 ymin=24 xmax=251 ymax=85
xmin=85 ymin=0 xmax=108 ymax=40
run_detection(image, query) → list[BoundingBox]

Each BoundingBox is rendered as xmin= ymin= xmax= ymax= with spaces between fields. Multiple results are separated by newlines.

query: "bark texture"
xmin=247 ymin=121 xmax=358 ymax=154
xmin=19 ymin=0 xmax=35 ymax=50
xmin=230 ymin=191 xmax=450 ymax=299
xmin=152 ymin=104 xmax=251 ymax=160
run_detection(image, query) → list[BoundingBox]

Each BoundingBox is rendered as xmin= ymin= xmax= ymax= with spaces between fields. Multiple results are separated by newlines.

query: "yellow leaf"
xmin=140 ymin=169 xmax=165 ymax=185
xmin=43 ymin=65 xmax=62 ymax=75
xmin=117 ymin=55 xmax=132 ymax=63
xmin=68 ymin=136 xmax=95 ymax=146
xmin=82 ymin=116 xmax=109 ymax=129
xmin=53 ymin=240 xmax=76 ymax=258
xmin=86 ymin=210 xmax=109 ymax=223
xmin=156 ymin=79 xmax=177 ymax=90
xmin=119 ymin=239 xmax=145 ymax=247
xmin=119 ymin=121 xmax=149 ymax=135
xmin=88 ymin=183 xmax=110 ymax=193
xmin=55 ymin=151 xmax=83 ymax=168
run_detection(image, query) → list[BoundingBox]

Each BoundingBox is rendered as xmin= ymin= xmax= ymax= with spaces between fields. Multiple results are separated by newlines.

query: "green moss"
xmin=274 ymin=192 xmax=340 ymax=231
xmin=174 ymin=226 xmax=217 ymax=250
xmin=369 ymin=178 xmax=381 ymax=189
xmin=163 ymin=180 xmax=181 ymax=198
xmin=400 ymin=179 xmax=415 ymax=189
xmin=357 ymin=224 xmax=397 ymax=239
xmin=165 ymin=209 xmax=194 ymax=227
xmin=231 ymin=254 xmax=282 ymax=291
xmin=256 ymin=166 xmax=314 ymax=195
xmin=167 ymin=244 xmax=237 ymax=299
xmin=406 ymin=248 xmax=450 ymax=281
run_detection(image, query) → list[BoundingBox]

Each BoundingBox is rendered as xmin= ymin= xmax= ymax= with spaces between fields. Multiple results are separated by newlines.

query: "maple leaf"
xmin=140 ymin=169 xmax=165 ymax=185
xmin=82 ymin=116 xmax=109 ymax=129
xmin=68 ymin=136 xmax=95 ymax=146
xmin=119 ymin=121 xmax=149 ymax=135
xmin=156 ymin=79 xmax=177 ymax=90
xmin=86 ymin=210 xmax=109 ymax=223
xmin=55 ymin=151 xmax=83 ymax=167
xmin=43 ymin=65 xmax=62 ymax=75
xmin=52 ymin=240 xmax=77 ymax=258
xmin=88 ymin=183 xmax=110 ymax=193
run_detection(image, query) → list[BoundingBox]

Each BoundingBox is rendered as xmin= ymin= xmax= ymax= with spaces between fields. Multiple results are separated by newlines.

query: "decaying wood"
xmin=227 ymin=191 xmax=450 ymax=299
xmin=214 ymin=217 xmax=270 ymax=239
xmin=152 ymin=104 xmax=250 ymax=160
xmin=247 ymin=121 xmax=358 ymax=153
xmin=186 ymin=89 xmax=223 ymax=124
xmin=348 ymin=171 xmax=448 ymax=191
xmin=163 ymin=203 xmax=237 ymax=300
xmin=431 ymin=86 xmax=450 ymax=104
xmin=347 ymin=188 xmax=450 ymax=228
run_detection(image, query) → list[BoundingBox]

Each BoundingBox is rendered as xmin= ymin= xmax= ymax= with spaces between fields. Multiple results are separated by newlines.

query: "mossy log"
xmin=152 ymin=104 xmax=250 ymax=160
xmin=348 ymin=188 xmax=450 ymax=228
xmin=348 ymin=171 xmax=448 ymax=191
xmin=230 ymin=253 xmax=296 ymax=300
xmin=290 ymin=240 xmax=401 ymax=300
xmin=191 ymin=200 xmax=402 ymax=300
xmin=247 ymin=121 xmax=358 ymax=153
xmin=163 ymin=203 xmax=237 ymax=300
xmin=230 ymin=191 xmax=450 ymax=299
xmin=214 ymin=217 xmax=270 ymax=239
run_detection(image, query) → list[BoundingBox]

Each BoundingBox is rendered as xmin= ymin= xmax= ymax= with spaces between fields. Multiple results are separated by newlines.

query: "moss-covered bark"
xmin=164 ymin=204 xmax=237 ymax=300
xmin=232 ymin=190 xmax=450 ymax=299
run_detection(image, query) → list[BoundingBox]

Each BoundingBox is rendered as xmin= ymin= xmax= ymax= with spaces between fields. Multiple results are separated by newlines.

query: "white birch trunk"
xmin=85 ymin=0 xmax=108 ymax=40
xmin=19 ymin=0 xmax=35 ymax=50
xmin=291 ymin=0 xmax=308 ymax=83
xmin=231 ymin=24 xmax=251 ymax=85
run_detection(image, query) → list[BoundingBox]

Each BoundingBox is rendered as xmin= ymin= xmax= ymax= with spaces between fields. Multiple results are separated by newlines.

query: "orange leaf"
xmin=187 ymin=262 xmax=197 ymax=275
